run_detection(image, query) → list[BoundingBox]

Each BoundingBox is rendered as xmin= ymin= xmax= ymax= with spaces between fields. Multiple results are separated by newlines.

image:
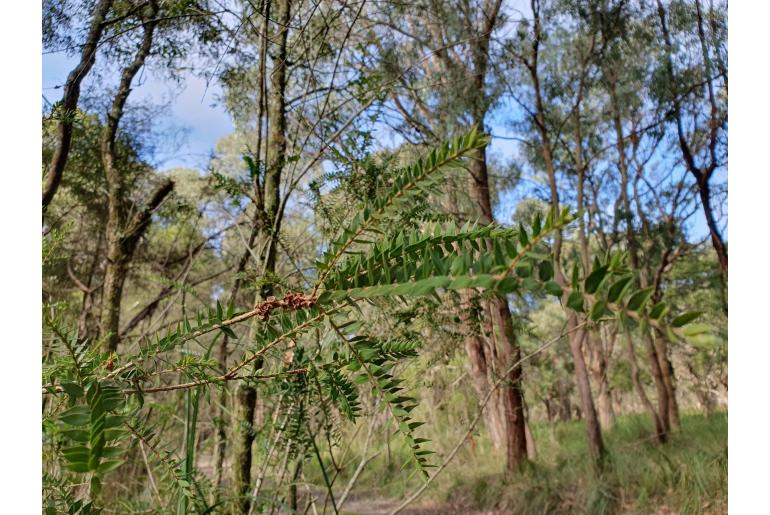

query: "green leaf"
xmin=571 ymin=262 xmax=580 ymax=289
xmin=63 ymin=461 xmax=91 ymax=473
xmin=97 ymin=459 xmax=124 ymax=473
xmin=584 ymin=265 xmax=609 ymax=294
xmin=607 ymin=276 xmax=633 ymax=303
xmin=538 ymin=260 xmax=554 ymax=281
xmin=567 ymin=291 xmax=584 ymax=312
xmin=532 ymin=212 xmax=542 ymax=236
xmin=495 ymin=276 xmax=518 ymax=294
xmin=60 ymin=382 xmax=83 ymax=399
xmin=626 ymin=287 xmax=654 ymax=312
xmin=518 ymin=224 xmax=529 ymax=247
xmin=515 ymin=263 xmax=532 ymax=278
xmin=649 ymin=302 xmax=668 ymax=320
xmin=545 ymin=281 xmax=563 ymax=298
xmin=61 ymin=429 xmax=90 ymax=443
xmin=590 ymin=300 xmax=607 ymax=321
xmin=59 ymin=406 xmax=91 ymax=426
xmin=671 ymin=311 xmax=703 ymax=327
xmin=682 ymin=323 xmax=711 ymax=337
xmin=521 ymin=278 xmax=540 ymax=292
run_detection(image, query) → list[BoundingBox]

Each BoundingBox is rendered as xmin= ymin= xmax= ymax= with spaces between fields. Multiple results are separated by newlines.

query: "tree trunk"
xmin=233 ymin=384 xmax=257 ymax=513
xmin=607 ymin=74 xmax=675 ymax=440
xmin=652 ymin=330 xmax=680 ymax=430
xmin=99 ymin=180 xmax=172 ymax=353
xmin=231 ymin=0 xmax=290 ymax=509
xmin=214 ymin=0 xmax=272 ymax=491
xmin=567 ymin=318 xmax=606 ymax=468
xmin=525 ymin=5 xmax=606 ymax=466
xmin=466 ymin=147 xmax=528 ymax=472
xmin=644 ymin=331 xmax=671 ymax=436
xmin=43 ymin=0 xmax=114 ymax=209
xmin=461 ymin=304 xmax=507 ymax=448
xmin=586 ymin=331 xmax=615 ymax=430
xmin=625 ymin=332 xmax=666 ymax=443
xmin=697 ymin=178 xmax=728 ymax=274
xmin=99 ymin=1 xmax=163 ymax=353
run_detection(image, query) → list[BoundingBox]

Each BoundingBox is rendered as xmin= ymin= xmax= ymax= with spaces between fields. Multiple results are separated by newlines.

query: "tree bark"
xmin=214 ymin=0 xmax=272 ymax=493
xmin=233 ymin=384 xmax=257 ymax=513
xmin=43 ymin=0 xmax=114 ymax=209
xmin=652 ymin=329 xmax=680 ymax=430
xmin=644 ymin=331 xmax=670 ymax=435
xmin=461 ymin=298 xmax=507 ymax=448
xmin=231 ymin=0 xmax=290 ymax=510
xmin=100 ymin=179 xmax=172 ymax=353
xmin=99 ymin=1 xmax=163 ymax=353
xmin=525 ymin=10 xmax=606 ymax=464
xmin=465 ymin=146 xmax=528 ymax=472
xmin=567 ymin=320 xmax=606 ymax=467
xmin=625 ymin=332 xmax=666 ymax=443
xmin=587 ymin=331 xmax=615 ymax=430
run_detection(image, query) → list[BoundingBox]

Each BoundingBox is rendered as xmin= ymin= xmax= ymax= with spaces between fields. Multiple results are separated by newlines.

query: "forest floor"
xmin=329 ymin=411 xmax=727 ymax=515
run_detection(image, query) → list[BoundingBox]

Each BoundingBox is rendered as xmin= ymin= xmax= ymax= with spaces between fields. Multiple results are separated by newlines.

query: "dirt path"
xmin=338 ymin=494 xmax=500 ymax=515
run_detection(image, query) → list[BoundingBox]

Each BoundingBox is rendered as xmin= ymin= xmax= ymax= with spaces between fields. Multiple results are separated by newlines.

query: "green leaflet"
xmin=671 ymin=311 xmax=703 ymax=327
xmin=627 ymin=287 xmax=655 ymax=312
xmin=319 ymin=128 xmax=488 ymax=277
xmin=584 ymin=265 xmax=609 ymax=294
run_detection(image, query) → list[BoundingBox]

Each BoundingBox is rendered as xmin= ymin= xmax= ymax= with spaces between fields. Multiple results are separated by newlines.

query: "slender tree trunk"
xmin=607 ymin=75 xmax=674 ymax=440
xmin=233 ymin=384 xmax=257 ymax=513
xmin=625 ymin=332 xmax=666 ymax=443
xmin=530 ymin=40 xmax=606 ymax=465
xmin=567 ymin=320 xmax=606 ymax=467
xmin=587 ymin=331 xmax=615 ymax=430
xmin=697 ymin=178 xmax=728 ymax=274
xmin=99 ymin=1 xmax=164 ymax=353
xmin=461 ymin=297 xmax=507 ymax=448
xmin=43 ymin=0 xmax=114 ymax=209
xmin=214 ymin=0 xmax=272 ymax=493
xmin=213 ymin=220 xmax=262 ymax=495
xmin=652 ymin=330 xmax=680 ymax=430
xmin=466 ymin=147 xmax=528 ymax=471
xmin=232 ymin=0 xmax=290 ymax=510
xmin=644 ymin=331 xmax=670 ymax=435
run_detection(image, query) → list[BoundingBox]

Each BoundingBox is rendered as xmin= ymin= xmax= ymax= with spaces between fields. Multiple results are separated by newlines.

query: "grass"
xmin=325 ymin=410 xmax=727 ymax=514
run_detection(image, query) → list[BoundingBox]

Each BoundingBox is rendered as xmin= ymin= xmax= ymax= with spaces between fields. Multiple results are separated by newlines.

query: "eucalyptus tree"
xmin=500 ymin=0 xmax=612 ymax=467
xmin=42 ymin=0 xmax=114 ymax=209
xmin=653 ymin=0 xmax=728 ymax=275
xmin=360 ymin=0 xmax=532 ymax=472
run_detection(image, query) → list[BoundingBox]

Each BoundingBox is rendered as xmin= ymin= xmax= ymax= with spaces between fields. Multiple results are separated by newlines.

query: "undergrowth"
xmin=323 ymin=411 xmax=726 ymax=514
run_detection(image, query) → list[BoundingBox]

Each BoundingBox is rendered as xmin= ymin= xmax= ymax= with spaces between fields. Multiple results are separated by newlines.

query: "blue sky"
xmin=43 ymin=52 xmax=233 ymax=171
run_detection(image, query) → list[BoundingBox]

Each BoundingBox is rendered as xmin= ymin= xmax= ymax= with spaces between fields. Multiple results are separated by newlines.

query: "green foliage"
xmin=42 ymin=120 xmax=719 ymax=511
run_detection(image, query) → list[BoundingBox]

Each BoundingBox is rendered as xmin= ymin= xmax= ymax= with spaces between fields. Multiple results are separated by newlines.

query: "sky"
xmin=42 ymin=47 xmax=723 ymax=242
xmin=43 ymin=52 xmax=234 ymax=172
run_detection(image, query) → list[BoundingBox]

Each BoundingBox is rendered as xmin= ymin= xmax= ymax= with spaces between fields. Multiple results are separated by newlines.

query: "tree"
xmin=43 ymin=0 xmax=114 ymax=209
